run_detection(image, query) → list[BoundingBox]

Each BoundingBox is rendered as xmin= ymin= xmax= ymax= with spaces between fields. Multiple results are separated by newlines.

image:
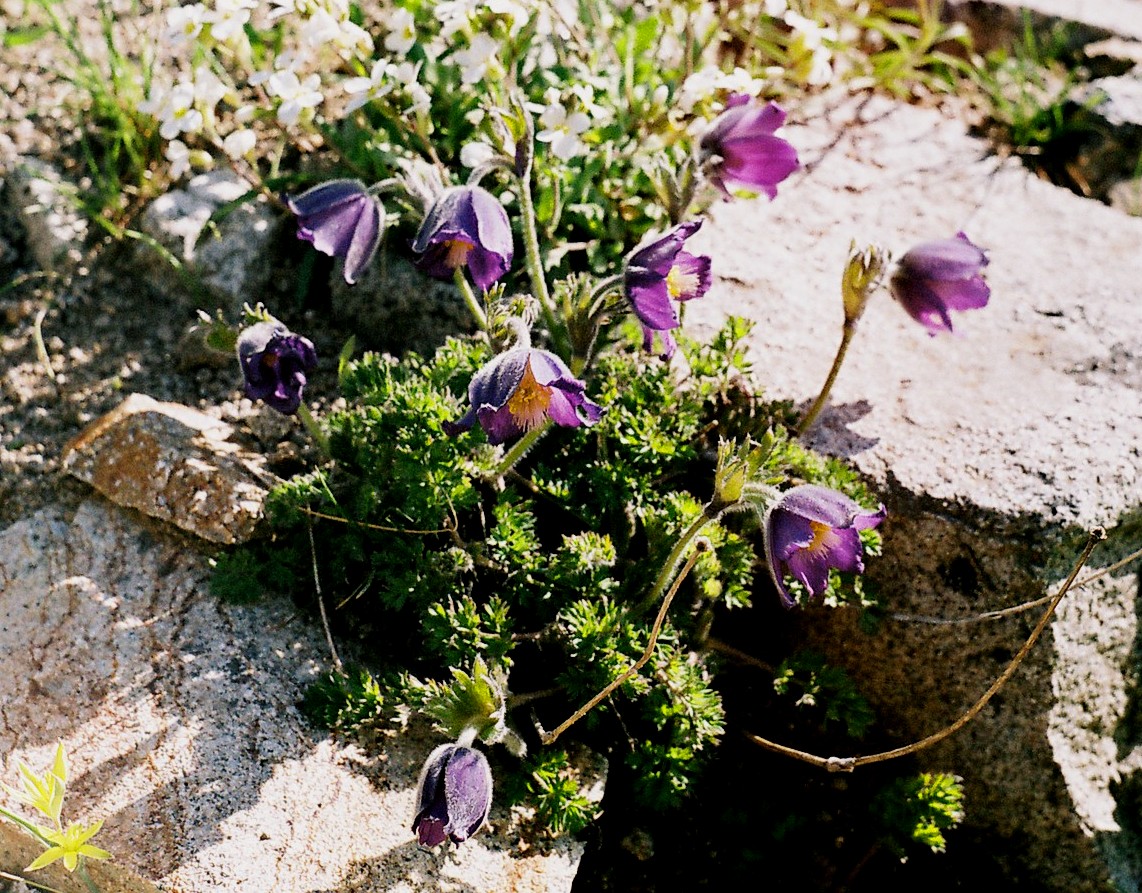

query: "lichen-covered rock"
xmin=61 ymin=393 xmax=271 ymax=544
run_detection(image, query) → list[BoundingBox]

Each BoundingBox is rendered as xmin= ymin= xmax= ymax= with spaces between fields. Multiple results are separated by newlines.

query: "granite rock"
xmin=688 ymin=90 xmax=1142 ymax=892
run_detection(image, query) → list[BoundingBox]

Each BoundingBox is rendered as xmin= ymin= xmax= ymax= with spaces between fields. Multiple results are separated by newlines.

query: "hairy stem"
xmin=796 ymin=320 xmax=857 ymax=437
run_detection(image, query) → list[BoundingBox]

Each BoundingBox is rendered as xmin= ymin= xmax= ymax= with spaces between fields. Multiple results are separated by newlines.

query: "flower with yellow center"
xmin=443 ymin=346 xmax=603 ymax=446
xmin=623 ymin=220 xmax=712 ymax=360
xmin=763 ymin=484 xmax=885 ymax=607
xmin=505 ymin=360 xmax=553 ymax=432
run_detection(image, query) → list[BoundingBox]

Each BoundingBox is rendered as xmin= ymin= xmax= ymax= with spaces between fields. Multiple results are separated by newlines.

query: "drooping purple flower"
xmin=237 ymin=321 xmax=317 ymax=415
xmin=889 ymin=233 xmax=990 ymax=335
xmin=764 ymin=484 xmax=885 ymax=608
xmin=623 ymin=220 xmax=712 ymax=359
xmin=412 ymin=185 xmax=514 ymax=291
xmin=444 ymin=347 xmax=603 ymax=445
xmin=698 ymin=95 xmax=799 ymax=199
xmin=412 ymin=744 xmax=493 ymax=847
xmin=287 ymin=179 xmax=384 ymax=285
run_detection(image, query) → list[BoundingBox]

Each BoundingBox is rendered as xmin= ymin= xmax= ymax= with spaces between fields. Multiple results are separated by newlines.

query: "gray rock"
xmin=0 ymin=500 xmax=592 ymax=892
xmin=135 ymin=170 xmax=282 ymax=313
xmin=946 ymin=0 xmax=1142 ymax=52
xmin=329 ymin=249 xmax=477 ymax=357
xmin=687 ymin=91 xmax=1142 ymax=892
xmin=6 ymin=157 xmax=87 ymax=272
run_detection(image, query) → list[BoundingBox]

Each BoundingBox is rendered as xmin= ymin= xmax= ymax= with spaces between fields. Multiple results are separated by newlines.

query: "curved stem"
xmin=495 ymin=422 xmax=551 ymax=479
xmin=296 ymin=403 xmax=331 ymax=459
xmin=541 ymin=543 xmax=705 ymax=745
xmin=628 ymin=506 xmax=711 ymax=618
xmin=453 ymin=266 xmax=488 ymax=331
xmin=514 ymin=170 xmax=559 ymax=334
xmin=796 ymin=321 xmax=857 ymax=437
xmin=743 ymin=528 xmax=1105 ymax=771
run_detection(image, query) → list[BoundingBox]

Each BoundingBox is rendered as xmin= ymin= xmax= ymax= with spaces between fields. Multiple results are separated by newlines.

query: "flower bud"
xmin=841 ymin=242 xmax=887 ymax=325
xmin=412 ymin=743 xmax=493 ymax=847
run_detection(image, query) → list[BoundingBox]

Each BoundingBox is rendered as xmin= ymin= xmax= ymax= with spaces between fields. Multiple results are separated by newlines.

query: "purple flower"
xmin=444 ymin=347 xmax=603 ymax=445
xmin=764 ymin=484 xmax=885 ymax=608
xmin=237 ymin=321 xmax=317 ymax=415
xmin=287 ymin=179 xmax=384 ymax=285
xmin=623 ymin=220 xmax=712 ymax=359
xmin=889 ymin=233 xmax=990 ymax=335
xmin=698 ymin=96 xmax=799 ymax=199
xmin=412 ymin=185 xmax=514 ymax=291
xmin=412 ymin=744 xmax=493 ymax=847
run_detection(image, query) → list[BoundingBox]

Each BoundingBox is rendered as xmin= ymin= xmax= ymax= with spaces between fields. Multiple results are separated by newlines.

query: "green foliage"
xmin=250 ymin=316 xmax=901 ymax=827
xmin=28 ymin=0 xmax=161 ymax=220
xmin=208 ymin=547 xmax=297 ymax=605
xmin=773 ymin=651 xmax=876 ymax=739
xmin=301 ymin=667 xmax=395 ymax=734
xmin=871 ymin=772 xmax=966 ymax=856
xmin=969 ymin=13 xmax=1105 ymax=194
xmin=515 ymin=750 xmax=601 ymax=836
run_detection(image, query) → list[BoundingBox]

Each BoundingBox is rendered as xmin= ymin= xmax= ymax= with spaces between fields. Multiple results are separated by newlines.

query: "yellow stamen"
xmin=805 ymin=520 xmax=836 ymax=554
xmin=444 ymin=238 xmax=475 ymax=269
xmin=506 ymin=360 xmax=552 ymax=431
xmin=666 ymin=264 xmax=699 ymax=300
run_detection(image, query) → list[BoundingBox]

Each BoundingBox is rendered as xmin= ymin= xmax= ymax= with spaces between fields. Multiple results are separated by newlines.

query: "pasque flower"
xmin=287 ymin=179 xmax=384 ymax=285
xmin=412 ymin=185 xmax=514 ymax=291
xmin=623 ymin=220 xmax=712 ymax=359
xmin=764 ymin=484 xmax=885 ymax=607
xmin=412 ymin=743 xmax=493 ymax=847
xmin=444 ymin=347 xmax=603 ymax=445
xmin=889 ymin=233 xmax=990 ymax=335
xmin=237 ymin=321 xmax=317 ymax=415
xmin=698 ymin=95 xmax=799 ymax=199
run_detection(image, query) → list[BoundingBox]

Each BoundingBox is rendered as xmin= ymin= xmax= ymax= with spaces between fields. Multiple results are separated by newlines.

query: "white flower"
xmin=435 ymin=0 xmax=481 ymax=38
xmin=267 ymin=70 xmax=323 ymax=125
xmin=460 ymin=141 xmax=496 ymax=169
xmin=300 ymin=8 xmax=343 ymax=48
xmin=194 ymin=65 xmax=229 ymax=109
xmin=784 ymin=11 xmax=837 ymax=86
xmin=165 ymin=4 xmax=207 ymax=45
xmin=537 ymin=102 xmax=590 ymax=161
xmin=249 ymin=50 xmax=301 ymax=86
xmin=452 ymin=32 xmax=500 ymax=85
xmin=222 ymin=128 xmax=256 ymax=158
xmin=165 ymin=139 xmax=191 ymax=179
xmin=384 ymin=7 xmax=416 ymax=54
xmin=390 ymin=61 xmax=430 ymax=115
xmin=205 ymin=0 xmax=256 ymax=42
xmin=343 ymin=60 xmax=393 ymax=113
xmin=677 ymin=65 xmax=722 ymax=114
xmin=157 ymin=82 xmax=204 ymax=140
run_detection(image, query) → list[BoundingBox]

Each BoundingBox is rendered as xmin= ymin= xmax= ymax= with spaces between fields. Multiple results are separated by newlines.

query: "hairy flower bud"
xmin=412 ymin=744 xmax=493 ymax=847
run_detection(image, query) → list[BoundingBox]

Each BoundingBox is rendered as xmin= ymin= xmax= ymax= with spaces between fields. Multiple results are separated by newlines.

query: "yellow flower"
xmin=26 ymin=819 xmax=112 ymax=873
xmin=3 ymin=742 xmax=68 ymax=826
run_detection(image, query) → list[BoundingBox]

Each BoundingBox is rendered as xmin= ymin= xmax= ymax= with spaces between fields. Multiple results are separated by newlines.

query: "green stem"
xmin=76 ymin=863 xmax=102 ymax=893
xmin=0 ymin=806 xmax=52 ymax=845
xmin=515 ymin=170 xmax=558 ymax=333
xmin=495 ymin=422 xmax=551 ymax=479
xmin=796 ymin=321 xmax=857 ymax=437
xmin=453 ymin=266 xmax=488 ymax=331
xmin=296 ymin=403 xmax=331 ymax=459
xmin=629 ymin=507 xmax=711 ymax=618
